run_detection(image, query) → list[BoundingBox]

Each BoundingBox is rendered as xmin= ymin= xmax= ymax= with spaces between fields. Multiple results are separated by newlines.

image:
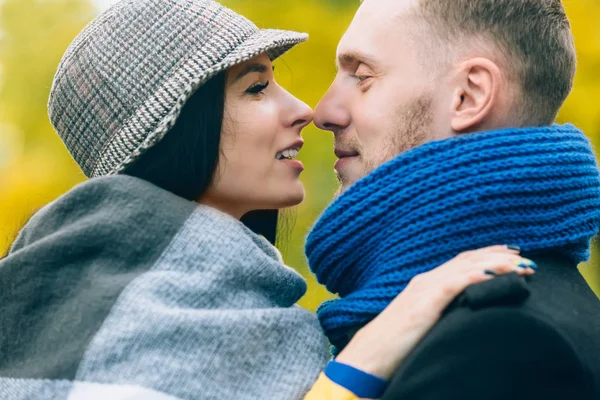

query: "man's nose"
xmin=314 ymin=86 xmax=351 ymax=135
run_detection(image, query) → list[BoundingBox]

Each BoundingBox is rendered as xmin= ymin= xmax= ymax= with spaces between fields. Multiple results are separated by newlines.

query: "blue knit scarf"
xmin=306 ymin=124 xmax=600 ymax=351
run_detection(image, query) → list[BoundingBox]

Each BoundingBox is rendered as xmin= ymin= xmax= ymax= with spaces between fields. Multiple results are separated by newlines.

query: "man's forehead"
xmin=358 ymin=0 xmax=418 ymax=21
xmin=336 ymin=0 xmax=416 ymax=68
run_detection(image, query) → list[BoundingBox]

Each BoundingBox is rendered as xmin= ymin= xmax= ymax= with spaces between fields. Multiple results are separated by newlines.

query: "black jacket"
xmin=382 ymin=252 xmax=600 ymax=400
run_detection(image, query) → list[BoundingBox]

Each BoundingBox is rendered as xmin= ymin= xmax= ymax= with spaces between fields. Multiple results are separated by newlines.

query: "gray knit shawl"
xmin=0 ymin=175 xmax=329 ymax=400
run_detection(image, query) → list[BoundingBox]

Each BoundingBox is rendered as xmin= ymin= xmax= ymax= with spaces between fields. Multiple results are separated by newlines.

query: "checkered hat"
xmin=48 ymin=0 xmax=308 ymax=177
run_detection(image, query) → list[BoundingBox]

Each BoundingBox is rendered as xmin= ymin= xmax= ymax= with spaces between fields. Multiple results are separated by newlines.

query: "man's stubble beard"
xmin=364 ymin=94 xmax=434 ymax=174
xmin=336 ymin=94 xmax=434 ymax=194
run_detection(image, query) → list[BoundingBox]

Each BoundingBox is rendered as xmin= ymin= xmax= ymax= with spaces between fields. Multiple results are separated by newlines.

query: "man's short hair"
xmin=415 ymin=0 xmax=576 ymax=126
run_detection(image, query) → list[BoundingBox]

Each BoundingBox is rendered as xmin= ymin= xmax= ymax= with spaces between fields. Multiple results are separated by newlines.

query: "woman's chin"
xmin=249 ymin=180 xmax=305 ymax=210
xmin=281 ymin=188 xmax=305 ymax=208
xmin=272 ymin=182 xmax=305 ymax=209
xmin=286 ymin=192 xmax=305 ymax=208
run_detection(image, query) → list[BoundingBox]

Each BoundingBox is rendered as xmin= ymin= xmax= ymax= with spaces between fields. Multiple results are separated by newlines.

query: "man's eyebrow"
xmin=336 ymin=51 xmax=377 ymax=70
xmin=232 ymin=63 xmax=273 ymax=83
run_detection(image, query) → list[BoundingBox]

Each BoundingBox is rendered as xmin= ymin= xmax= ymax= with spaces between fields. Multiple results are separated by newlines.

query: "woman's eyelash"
xmin=245 ymin=81 xmax=269 ymax=95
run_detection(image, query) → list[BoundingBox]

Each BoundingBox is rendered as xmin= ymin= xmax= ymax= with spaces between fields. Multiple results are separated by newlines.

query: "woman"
xmin=0 ymin=0 xmax=535 ymax=399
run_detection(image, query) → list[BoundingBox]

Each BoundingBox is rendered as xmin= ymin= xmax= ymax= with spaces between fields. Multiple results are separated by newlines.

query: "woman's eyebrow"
xmin=232 ymin=63 xmax=273 ymax=83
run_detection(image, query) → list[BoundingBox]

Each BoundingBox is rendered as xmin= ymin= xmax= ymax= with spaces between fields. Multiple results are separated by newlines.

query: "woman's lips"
xmin=279 ymin=158 xmax=304 ymax=171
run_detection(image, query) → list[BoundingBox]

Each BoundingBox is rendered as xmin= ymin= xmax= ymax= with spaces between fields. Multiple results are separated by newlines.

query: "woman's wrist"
xmin=334 ymin=344 xmax=392 ymax=380
xmin=335 ymin=319 xmax=413 ymax=380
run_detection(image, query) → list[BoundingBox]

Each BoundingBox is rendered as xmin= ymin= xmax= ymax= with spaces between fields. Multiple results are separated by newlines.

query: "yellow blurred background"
xmin=0 ymin=0 xmax=598 ymax=311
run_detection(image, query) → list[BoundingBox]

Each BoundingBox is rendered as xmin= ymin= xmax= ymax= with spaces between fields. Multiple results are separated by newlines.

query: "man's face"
xmin=314 ymin=0 xmax=448 ymax=192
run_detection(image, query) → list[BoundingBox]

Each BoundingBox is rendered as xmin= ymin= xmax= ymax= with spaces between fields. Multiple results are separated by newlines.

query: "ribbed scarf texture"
xmin=306 ymin=124 xmax=600 ymax=351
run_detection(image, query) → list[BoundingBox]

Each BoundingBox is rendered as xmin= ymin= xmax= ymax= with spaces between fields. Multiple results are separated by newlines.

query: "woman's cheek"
xmin=246 ymin=106 xmax=281 ymax=158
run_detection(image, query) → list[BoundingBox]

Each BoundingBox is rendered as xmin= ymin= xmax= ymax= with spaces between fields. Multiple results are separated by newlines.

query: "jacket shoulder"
xmin=383 ymin=305 xmax=595 ymax=399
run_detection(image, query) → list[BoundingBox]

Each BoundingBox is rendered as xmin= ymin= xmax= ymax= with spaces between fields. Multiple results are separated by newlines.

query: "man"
xmin=307 ymin=0 xmax=600 ymax=398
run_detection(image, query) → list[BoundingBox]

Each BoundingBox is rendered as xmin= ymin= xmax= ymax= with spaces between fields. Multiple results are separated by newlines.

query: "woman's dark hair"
xmin=123 ymin=71 xmax=279 ymax=244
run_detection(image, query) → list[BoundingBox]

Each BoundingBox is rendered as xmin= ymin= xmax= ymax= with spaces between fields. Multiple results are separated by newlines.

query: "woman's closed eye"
xmin=245 ymin=80 xmax=270 ymax=95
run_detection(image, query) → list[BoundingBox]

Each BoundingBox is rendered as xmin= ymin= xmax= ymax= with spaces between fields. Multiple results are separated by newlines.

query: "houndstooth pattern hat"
xmin=48 ymin=0 xmax=308 ymax=177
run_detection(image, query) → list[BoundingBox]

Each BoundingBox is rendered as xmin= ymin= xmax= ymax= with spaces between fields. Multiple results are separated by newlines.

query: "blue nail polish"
xmin=529 ymin=261 xmax=538 ymax=270
xmin=519 ymin=259 xmax=537 ymax=269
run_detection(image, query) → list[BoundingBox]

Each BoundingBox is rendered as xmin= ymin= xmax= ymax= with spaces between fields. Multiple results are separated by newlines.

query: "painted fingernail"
xmin=507 ymin=245 xmax=521 ymax=252
xmin=527 ymin=259 xmax=538 ymax=269
xmin=517 ymin=258 xmax=537 ymax=269
xmin=484 ymin=270 xmax=497 ymax=276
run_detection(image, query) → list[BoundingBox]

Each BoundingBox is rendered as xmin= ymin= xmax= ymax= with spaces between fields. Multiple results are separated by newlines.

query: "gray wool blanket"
xmin=0 ymin=175 xmax=329 ymax=399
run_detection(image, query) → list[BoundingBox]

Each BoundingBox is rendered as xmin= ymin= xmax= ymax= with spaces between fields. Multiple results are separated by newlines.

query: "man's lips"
xmin=334 ymin=148 xmax=359 ymax=171
xmin=334 ymin=148 xmax=359 ymax=158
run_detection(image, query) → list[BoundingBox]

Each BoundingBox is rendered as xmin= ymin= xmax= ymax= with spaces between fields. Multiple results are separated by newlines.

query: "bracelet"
xmin=324 ymin=360 xmax=389 ymax=399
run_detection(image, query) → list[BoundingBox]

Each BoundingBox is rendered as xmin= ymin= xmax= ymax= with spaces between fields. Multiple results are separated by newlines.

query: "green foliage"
xmin=0 ymin=0 xmax=597 ymax=310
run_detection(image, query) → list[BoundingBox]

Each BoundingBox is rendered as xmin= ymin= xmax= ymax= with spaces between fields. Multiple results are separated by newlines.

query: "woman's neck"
xmin=197 ymin=196 xmax=246 ymax=220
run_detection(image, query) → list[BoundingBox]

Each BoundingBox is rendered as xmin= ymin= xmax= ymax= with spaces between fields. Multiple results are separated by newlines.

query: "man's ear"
xmin=450 ymin=58 xmax=501 ymax=133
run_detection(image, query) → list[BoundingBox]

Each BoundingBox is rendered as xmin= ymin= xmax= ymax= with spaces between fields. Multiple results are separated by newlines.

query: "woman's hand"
xmin=335 ymin=245 xmax=535 ymax=380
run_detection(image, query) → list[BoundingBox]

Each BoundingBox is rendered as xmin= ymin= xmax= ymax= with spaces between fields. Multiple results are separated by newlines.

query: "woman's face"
xmin=201 ymin=54 xmax=313 ymax=218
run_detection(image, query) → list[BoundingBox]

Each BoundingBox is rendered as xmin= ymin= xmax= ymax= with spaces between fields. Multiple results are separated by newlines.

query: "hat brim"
xmin=226 ymin=28 xmax=308 ymax=63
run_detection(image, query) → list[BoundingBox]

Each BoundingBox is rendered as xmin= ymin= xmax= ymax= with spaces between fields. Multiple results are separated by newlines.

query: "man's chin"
xmin=335 ymin=180 xmax=354 ymax=197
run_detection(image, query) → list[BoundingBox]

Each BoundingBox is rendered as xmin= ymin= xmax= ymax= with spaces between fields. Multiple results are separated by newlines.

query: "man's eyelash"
xmin=245 ymin=81 xmax=270 ymax=94
xmin=351 ymin=74 xmax=372 ymax=85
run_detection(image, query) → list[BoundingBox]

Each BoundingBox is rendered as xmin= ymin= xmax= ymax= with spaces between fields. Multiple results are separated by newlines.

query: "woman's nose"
xmin=285 ymin=93 xmax=314 ymax=130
